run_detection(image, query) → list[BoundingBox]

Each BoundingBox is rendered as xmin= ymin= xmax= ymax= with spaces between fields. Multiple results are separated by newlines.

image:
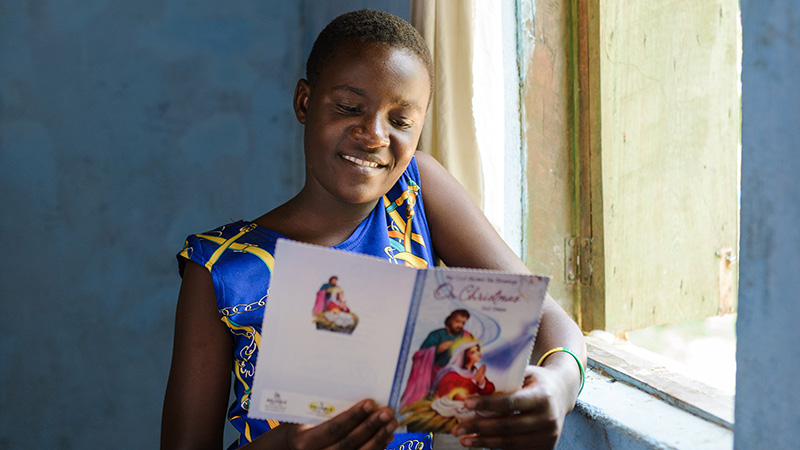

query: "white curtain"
xmin=410 ymin=0 xmax=484 ymax=209
xmin=411 ymin=0 xmax=520 ymax=247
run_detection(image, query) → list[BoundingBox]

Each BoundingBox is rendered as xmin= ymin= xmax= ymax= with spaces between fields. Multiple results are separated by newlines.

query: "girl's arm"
xmin=416 ymin=151 xmax=586 ymax=450
xmin=161 ymin=260 xmax=234 ymax=449
xmin=161 ymin=261 xmax=398 ymax=450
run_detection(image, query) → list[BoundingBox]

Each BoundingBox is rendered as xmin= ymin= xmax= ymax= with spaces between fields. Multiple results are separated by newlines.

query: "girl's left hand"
xmin=451 ymin=364 xmax=577 ymax=450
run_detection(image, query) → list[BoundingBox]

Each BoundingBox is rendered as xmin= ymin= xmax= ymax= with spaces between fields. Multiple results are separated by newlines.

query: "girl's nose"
xmin=351 ymin=115 xmax=390 ymax=149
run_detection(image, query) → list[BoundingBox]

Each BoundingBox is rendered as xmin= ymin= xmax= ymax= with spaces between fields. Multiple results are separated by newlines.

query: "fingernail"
xmin=453 ymin=427 xmax=466 ymax=436
xmin=462 ymin=437 xmax=475 ymax=447
xmin=464 ymin=398 xmax=477 ymax=409
xmin=385 ymin=421 xmax=397 ymax=433
xmin=379 ymin=410 xmax=392 ymax=422
xmin=362 ymin=401 xmax=374 ymax=413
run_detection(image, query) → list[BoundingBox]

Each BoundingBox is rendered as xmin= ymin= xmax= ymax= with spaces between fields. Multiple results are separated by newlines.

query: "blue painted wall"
xmin=735 ymin=1 xmax=800 ymax=448
xmin=0 ymin=1 xmax=407 ymax=448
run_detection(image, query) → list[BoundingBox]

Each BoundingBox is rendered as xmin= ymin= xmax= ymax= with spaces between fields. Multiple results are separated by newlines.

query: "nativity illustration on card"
xmin=312 ymin=275 xmax=359 ymax=334
xmin=398 ymin=309 xmax=501 ymax=433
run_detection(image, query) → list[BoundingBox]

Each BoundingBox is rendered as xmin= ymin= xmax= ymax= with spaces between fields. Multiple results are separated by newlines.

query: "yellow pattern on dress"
xmin=223 ymin=317 xmax=261 ymax=414
xmin=383 ymin=183 xmax=428 ymax=269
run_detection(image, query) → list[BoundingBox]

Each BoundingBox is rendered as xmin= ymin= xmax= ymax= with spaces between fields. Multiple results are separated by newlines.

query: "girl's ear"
xmin=293 ymin=79 xmax=311 ymax=124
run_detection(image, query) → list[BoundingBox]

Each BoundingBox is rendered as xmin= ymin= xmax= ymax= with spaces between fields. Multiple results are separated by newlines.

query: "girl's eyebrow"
xmin=332 ymin=85 xmax=367 ymax=97
xmin=393 ymin=98 xmax=423 ymax=111
xmin=331 ymin=85 xmax=423 ymax=111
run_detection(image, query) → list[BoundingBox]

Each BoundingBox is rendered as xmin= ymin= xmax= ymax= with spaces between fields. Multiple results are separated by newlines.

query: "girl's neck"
xmin=254 ymin=185 xmax=380 ymax=247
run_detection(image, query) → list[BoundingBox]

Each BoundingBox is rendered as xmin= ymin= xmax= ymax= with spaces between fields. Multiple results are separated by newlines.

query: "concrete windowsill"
xmin=556 ymin=335 xmax=735 ymax=450
xmin=558 ymin=368 xmax=733 ymax=449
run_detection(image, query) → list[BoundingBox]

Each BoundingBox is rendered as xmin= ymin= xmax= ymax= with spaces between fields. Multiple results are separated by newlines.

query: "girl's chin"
xmin=327 ymin=182 xmax=396 ymax=205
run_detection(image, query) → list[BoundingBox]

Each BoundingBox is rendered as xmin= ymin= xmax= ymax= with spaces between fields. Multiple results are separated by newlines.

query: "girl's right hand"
xmin=262 ymin=400 xmax=397 ymax=450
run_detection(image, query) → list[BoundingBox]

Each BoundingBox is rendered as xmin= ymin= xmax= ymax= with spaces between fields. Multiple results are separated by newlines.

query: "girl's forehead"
xmin=332 ymin=44 xmax=416 ymax=72
xmin=318 ymin=43 xmax=431 ymax=96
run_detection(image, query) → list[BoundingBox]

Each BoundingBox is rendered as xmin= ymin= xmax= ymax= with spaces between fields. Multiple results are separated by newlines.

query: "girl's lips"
xmin=341 ymin=154 xmax=384 ymax=169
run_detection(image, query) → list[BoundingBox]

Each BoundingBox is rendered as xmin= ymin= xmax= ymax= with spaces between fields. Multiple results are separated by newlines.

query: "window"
xmin=518 ymin=0 xmax=741 ymax=334
xmin=515 ymin=0 xmax=742 ymax=430
xmin=462 ymin=0 xmax=742 ymax=432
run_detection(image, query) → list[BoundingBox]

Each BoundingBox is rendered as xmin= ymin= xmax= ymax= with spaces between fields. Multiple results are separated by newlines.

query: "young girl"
xmin=161 ymin=9 xmax=586 ymax=450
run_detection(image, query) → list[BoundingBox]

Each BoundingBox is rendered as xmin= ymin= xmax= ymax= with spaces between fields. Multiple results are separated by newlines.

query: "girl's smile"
xmin=340 ymin=153 xmax=384 ymax=169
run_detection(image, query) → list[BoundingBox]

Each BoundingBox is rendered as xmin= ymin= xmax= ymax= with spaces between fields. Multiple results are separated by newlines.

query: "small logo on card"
xmin=308 ymin=401 xmax=335 ymax=416
xmin=262 ymin=392 xmax=288 ymax=412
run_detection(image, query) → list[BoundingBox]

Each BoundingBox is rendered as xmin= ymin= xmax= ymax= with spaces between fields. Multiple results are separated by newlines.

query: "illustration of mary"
xmin=430 ymin=340 xmax=495 ymax=420
xmin=401 ymin=338 xmax=495 ymax=432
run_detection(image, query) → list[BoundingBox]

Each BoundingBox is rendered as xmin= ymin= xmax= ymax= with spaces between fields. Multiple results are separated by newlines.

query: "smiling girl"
xmin=161 ymin=9 xmax=585 ymax=450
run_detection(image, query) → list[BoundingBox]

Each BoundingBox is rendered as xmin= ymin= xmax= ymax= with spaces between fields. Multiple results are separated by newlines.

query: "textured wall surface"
xmin=735 ymin=1 xmax=800 ymax=449
xmin=0 ymin=1 xmax=407 ymax=448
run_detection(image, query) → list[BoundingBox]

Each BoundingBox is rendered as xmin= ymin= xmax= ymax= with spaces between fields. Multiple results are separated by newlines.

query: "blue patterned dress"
xmin=178 ymin=156 xmax=435 ymax=450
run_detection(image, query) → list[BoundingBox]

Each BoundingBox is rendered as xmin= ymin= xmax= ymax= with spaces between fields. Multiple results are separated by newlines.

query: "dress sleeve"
xmin=176 ymin=234 xmax=209 ymax=278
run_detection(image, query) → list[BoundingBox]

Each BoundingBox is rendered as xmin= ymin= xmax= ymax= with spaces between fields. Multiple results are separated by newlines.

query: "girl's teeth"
xmin=343 ymin=155 xmax=379 ymax=168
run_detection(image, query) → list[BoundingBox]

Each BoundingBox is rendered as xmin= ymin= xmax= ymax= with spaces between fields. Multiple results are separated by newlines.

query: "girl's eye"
xmin=336 ymin=103 xmax=360 ymax=114
xmin=391 ymin=119 xmax=412 ymax=129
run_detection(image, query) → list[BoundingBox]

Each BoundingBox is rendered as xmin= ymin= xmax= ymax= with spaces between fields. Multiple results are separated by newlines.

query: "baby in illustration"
xmin=312 ymin=276 xmax=358 ymax=334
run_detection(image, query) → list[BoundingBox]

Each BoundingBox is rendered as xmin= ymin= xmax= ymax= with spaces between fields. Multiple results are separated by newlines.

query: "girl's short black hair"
xmin=306 ymin=9 xmax=434 ymax=95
